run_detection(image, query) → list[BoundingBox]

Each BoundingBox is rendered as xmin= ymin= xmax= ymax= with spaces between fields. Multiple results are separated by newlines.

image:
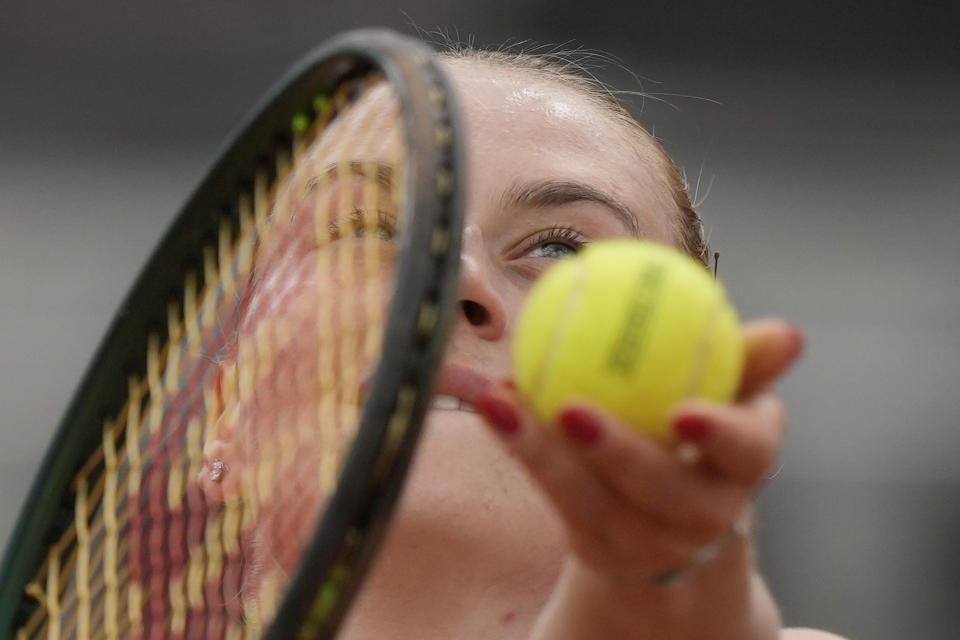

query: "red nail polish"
xmin=474 ymin=393 xmax=520 ymax=435
xmin=558 ymin=407 xmax=603 ymax=445
xmin=673 ymin=414 xmax=712 ymax=441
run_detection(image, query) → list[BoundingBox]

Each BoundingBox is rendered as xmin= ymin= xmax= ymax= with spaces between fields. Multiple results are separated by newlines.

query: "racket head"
xmin=0 ymin=28 xmax=463 ymax=639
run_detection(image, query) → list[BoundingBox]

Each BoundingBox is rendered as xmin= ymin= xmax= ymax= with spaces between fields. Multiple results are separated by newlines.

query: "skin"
xmin=200 ymin=60 xmax=845 ymax=639
xmin=336 ymin=62 xmax=844 ymax=639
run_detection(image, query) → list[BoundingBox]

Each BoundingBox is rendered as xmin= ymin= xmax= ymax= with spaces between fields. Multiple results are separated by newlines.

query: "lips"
xmin=428 ymin=362 xmax=493 ymax=413
xmin=358 ymin=361 xmax=496 ymax=413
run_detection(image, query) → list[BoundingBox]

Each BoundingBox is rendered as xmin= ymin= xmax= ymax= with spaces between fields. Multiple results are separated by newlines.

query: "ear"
xmin=197 ymin=438 xmax=242 ymax=503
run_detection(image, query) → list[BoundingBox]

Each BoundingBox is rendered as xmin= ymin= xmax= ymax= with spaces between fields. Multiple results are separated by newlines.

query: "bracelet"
xmin=650 ymin=511 xmax=751 ymax=587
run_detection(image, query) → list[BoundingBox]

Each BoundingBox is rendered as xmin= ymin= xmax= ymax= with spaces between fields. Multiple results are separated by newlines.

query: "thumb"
xmin=737 ymin=318 xmax=805 ymax=400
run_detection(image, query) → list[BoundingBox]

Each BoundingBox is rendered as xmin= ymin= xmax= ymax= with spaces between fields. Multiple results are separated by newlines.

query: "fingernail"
xmin=672 ymin=414 xmax=712 ymax=441
xmin=557 ymin=407 xmax=604 ymax=445
xmin=474 ymin=393 xmax=520 ymax=435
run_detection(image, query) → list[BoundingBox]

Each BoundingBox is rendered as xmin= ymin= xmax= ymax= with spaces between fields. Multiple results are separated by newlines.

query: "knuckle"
xmin=737 ymin=393 xmax=784 ymax=482
xmin=690 ymin=510 xmax=730 ymax=541
xmin=743 ymin=453 xmax=775 ymax=485
xmin=756 ymin=393 xmax=785 ymax=434
xmin=656 ymin=538 xmax=694 ymax=568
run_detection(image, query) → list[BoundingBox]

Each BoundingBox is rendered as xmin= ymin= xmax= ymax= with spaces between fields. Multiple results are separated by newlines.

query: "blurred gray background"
xmin=1 ymin=1 xmax=958 ymax=637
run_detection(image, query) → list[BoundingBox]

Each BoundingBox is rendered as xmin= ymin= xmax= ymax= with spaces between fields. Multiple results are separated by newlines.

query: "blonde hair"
xmin=439 ymin=46 xmax=709 ymax=266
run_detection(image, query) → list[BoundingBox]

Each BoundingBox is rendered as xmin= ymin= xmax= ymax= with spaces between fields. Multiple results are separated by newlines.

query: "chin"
xmin=354 ymin=404 xmax=564 ymax=633
xmin=402 ymin=407 xmax=561 ymax=543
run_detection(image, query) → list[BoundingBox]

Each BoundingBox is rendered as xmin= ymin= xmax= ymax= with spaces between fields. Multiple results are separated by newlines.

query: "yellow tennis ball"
xmin=512 ymin=239 xmax=743 ymax=440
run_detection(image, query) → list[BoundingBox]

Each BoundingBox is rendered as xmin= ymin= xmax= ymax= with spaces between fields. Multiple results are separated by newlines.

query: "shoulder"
xmin=782 ymin=629 xmax=849 ymax=640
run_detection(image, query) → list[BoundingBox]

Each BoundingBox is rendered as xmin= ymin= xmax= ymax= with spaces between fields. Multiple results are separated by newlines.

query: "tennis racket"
xmin=0 ymin=28 xmax=463 ymax=639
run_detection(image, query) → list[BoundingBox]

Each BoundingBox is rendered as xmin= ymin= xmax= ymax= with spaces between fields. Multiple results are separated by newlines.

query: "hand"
xmin=474 ymin=317 xmax=804 ymax=587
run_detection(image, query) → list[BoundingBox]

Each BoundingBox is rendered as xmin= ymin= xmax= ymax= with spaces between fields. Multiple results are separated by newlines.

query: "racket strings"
xmin=235 ymin=80 xmax=403 ymax=632
xmin=15 ymin=72 xmax=406 ymax=640
xmin=21 ymin=268 xmax=245 ymax=640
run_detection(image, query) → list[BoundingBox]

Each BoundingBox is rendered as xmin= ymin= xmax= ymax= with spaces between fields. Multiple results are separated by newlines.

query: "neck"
xmin=339 ymin=414 xmax=565 ymax=639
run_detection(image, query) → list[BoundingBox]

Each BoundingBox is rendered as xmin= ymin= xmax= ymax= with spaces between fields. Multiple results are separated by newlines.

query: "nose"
xmin=455 ymin=224 xmax=508 ymax=341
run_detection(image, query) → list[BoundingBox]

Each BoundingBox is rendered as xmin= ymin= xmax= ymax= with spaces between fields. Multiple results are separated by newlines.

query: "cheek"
xmin=244 ymin=239 xmax=396 ymax=375
xmin=227 ymin=238 xmax=396 ymax=596
xmin=499 ymin=285 xmax=529 ymax=342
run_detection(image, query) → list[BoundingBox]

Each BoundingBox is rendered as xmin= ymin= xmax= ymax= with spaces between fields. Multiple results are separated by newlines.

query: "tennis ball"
xmin=512 ymin=239 xmax=743 ymax=440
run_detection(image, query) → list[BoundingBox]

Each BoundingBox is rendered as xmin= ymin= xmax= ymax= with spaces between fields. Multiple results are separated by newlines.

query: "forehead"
xmin=443 ymin=60 xmax=675 ymax=241
xmin=447 ymin=62 xmax=621 ymax=150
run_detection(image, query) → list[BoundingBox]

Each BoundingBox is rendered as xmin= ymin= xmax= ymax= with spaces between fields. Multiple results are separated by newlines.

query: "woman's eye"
xmin=527 ymin=241 xmax=578 ymax=259
xmin=520 ymin=226 xmax=588 ymax=259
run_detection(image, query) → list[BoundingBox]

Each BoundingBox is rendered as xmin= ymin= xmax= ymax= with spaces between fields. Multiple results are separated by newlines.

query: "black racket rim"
xmin=0 ymin=28 xmax=464 ymax=639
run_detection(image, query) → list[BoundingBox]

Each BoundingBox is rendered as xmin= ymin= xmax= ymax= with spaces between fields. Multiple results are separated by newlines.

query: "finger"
xmin=473 ymin=382 xmax=623 ymax=530
xmin=474 ymin=383 xmax=692 ymax=568
xmin=738 ymin=318 xmax=805 ymax=400
xmin=554 ymin=401 xmax=749 ymax=546
xmin=671 ymin=393 xmax=785 ymax=484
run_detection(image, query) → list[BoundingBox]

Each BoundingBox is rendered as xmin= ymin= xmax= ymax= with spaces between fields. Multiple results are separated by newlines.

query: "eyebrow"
xmin=501 ymin=179 xmax=641 ymax=238
xmin=307 ymin=160 xmax=396 ymax=191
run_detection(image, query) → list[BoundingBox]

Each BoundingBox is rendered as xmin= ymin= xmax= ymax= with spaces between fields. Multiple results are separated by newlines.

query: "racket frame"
xmin=0 ymin=28 xmax=464 ymax=639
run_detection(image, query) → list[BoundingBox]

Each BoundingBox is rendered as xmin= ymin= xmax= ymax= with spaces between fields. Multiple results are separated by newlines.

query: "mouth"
xmin=428 ymin=362 xmax=493 ymax=414
xmin=430 ymin=394 xmax=477 ymax=413
xmin=361 ymin=361 xmax=494 ymax=414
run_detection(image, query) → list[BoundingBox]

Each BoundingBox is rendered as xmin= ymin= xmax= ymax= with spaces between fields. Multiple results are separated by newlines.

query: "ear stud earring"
xmin=209 ymin=458 xmax=227 ymax=483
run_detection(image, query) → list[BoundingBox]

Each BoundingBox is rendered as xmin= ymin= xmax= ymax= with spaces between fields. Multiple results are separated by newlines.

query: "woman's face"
xmin=342 ymin=61 xmax=683 ymax=626
xmin=213 ymin=60 xmax=684 ymax=628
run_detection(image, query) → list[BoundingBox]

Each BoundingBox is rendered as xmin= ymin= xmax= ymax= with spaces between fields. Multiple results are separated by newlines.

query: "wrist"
xmin=532 ymin=531 xmax=781 ymax=640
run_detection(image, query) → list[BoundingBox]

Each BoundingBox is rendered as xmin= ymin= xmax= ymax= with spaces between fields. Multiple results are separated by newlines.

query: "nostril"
xmin=460 ymin=300 xmax=489 ymax=326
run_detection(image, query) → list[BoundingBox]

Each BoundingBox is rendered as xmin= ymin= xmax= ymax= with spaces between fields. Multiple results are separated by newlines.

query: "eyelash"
xmin=518 ymin=225 xmax=589 ymax=257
